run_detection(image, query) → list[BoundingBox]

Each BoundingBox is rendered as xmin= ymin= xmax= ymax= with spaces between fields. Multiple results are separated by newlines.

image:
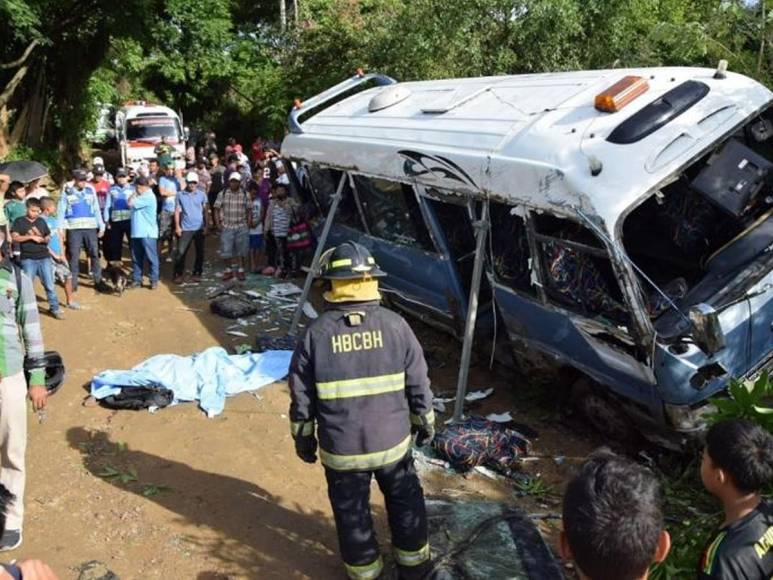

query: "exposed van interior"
xmin=623 ymin=108 xmax=773 ymax=321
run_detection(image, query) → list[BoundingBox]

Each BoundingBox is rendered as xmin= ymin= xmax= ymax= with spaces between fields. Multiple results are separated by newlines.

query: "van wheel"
xmin=572 ymin=380 xmax=636 ymax=442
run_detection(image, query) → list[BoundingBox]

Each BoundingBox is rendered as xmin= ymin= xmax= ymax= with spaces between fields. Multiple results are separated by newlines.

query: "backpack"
xmin=432 ymin=416 xmax=531 ymax=477
xmin=100 ymin=385 xmax=174 ymax=410
xmin=210 ymin=295 xmax=257 ymax=319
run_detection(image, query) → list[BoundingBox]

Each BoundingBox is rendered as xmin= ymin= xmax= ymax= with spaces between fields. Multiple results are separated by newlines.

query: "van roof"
xmin=282 ymin=67 xmax=772 ymax=234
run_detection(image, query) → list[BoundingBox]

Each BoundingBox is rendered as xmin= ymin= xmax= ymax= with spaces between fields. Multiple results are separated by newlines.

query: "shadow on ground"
xmin=67 ymin=427 xmax=341 ymax=579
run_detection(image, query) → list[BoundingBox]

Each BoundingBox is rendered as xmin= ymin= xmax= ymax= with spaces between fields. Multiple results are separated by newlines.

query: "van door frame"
xmin=490 ymin=203 xmax=657 ymax=386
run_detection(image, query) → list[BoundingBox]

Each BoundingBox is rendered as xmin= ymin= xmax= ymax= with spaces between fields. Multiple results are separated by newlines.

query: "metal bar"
xmin=288 ymin=173 xmax=347 ymax=335
xmin=287 ymin=73 xmax=396 ymax=134
xmin=452 ymin=199 xmax=490 ymax=422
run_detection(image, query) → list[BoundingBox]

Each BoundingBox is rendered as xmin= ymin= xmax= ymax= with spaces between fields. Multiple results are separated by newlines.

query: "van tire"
xmin=572 ymin=378 xmax=636 ymax=443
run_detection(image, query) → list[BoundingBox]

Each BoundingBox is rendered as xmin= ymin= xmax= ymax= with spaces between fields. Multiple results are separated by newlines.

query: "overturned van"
xmin=281 ymin=67 xmax=773 ymax=448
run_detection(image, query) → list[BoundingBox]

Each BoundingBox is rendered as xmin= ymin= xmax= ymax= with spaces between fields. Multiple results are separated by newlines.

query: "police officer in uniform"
xmin=289 ymin=242 xmax=435 ymax=580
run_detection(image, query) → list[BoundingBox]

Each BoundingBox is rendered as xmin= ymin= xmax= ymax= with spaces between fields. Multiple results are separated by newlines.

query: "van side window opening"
xmin=352 ymin=176 xmax=434 ymax=251
xmin=534 ymin=214 xmax=629 ymax=325
xmin=489 ymin=202 xmax=535 ymax=296
xmin=426 ymin=194 xmax=492 ymax=303
xmin=306 ymin=167 xmax=365 ymax=231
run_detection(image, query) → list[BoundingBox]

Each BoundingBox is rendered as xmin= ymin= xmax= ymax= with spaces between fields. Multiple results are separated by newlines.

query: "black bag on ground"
xmin=100 ymin=385 xmax=174 ymax=410
xmin=210 ymin=295 xmax=257 ymax=319
xmin=254 ymin=334 xmax=298 ymax=353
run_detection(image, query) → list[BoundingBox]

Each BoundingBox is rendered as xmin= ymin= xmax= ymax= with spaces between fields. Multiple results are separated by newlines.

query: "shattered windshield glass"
xmin=623 ymin=107 xmax=773 ymax=323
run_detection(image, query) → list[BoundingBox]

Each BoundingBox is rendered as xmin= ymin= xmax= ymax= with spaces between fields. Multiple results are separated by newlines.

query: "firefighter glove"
xmin=414 ymin=423 xmax=436 ymax=448
xmin=295 ymin=434 xmax=318 ymax=464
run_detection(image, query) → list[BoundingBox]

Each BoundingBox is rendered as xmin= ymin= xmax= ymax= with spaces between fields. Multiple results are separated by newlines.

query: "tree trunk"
xmin=0 ymin=106 xmax=9 ymax=158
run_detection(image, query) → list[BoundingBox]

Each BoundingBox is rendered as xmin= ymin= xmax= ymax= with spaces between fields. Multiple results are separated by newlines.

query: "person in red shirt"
xmin=251 ymin=137 xmax=264 ymax=166
xmin=91 ymin=166 xmax=111 ymax=213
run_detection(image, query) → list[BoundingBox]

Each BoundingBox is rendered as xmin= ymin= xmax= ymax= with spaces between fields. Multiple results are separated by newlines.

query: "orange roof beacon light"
xmin=356 ymin=68 xmax=365 ymax=78
xmin=594 ymin=75 xmax=649 ymax=113
xmin=293 ymin=98 xmax=303 ymax=109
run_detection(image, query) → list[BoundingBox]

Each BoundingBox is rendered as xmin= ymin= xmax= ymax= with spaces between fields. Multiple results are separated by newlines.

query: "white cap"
xmin=185 ymin=171 xmax=199 ymax=183
xmin=228 ymin=171 xmax=242 ymax=181
xmin=276 ymin=174 xmax=290 ymax=185
xmin=92 ymin=156 xmax=104 ymax=167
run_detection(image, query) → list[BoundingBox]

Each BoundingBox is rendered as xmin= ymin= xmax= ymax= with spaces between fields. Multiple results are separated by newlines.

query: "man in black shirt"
xmin=699 ymin=419 xmax=773 ymax=579
xmin=10 ymin=199 xmax=61 ymax=320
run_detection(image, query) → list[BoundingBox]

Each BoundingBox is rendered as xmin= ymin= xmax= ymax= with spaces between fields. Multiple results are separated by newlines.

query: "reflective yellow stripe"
xmin=331 ymin=258 xmax=352 ymax=268
xmin=410 ymin=409 xmax=435 ymax=426
xmin=290 ymin=420 xmax=314 ymax=437
xmin=321 ymin=436 xmax=411 ymax=471
xmin=394 ymin=543 xmax=430 ymax=566
xmin=316 ymin=372 xmax=405 ymax=400
xmin=344 ymin=556 xmax=383 ymax=579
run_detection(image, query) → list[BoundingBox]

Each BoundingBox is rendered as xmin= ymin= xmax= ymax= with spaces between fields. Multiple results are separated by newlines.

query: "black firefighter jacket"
xmin=289 ymin=300 xmax=434 ymax=471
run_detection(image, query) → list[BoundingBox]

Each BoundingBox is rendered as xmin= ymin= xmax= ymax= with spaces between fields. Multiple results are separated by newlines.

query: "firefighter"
xmin=289 ymin=242 xmax=435 ymax=580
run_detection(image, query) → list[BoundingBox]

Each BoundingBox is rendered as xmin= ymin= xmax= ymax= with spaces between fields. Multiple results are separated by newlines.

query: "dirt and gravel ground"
xmin=12 ymin=245 xmax=601 ymax=579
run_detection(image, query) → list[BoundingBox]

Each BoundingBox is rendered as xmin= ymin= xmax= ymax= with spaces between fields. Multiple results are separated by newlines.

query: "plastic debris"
xmin=269 ymin=282 xmax=303 ymax=296
xmin=465 ymin=388 xmax=494 ymax=402
xmin=485 ymin=411 xmax=513 ymax=423
xmin=226 ymin=330 xmax=249 ymax=337
xmin=302 ymin=301 xmax=318 ymax=319
xmin=435 ymin=387 xmax=494 ymax=405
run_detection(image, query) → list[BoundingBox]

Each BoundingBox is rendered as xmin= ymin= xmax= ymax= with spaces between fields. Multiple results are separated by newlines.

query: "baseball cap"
xmin=93 ymin=165 xmax=105 ymax=175
xmin=228 ymin=172 xmax=242 ymax=182
xmin=115 ymin=168 xmax=128 ymax=178
xmin=72 ymin=169 xmax=88 ymax=181
xmin=92 ymin=156 xmax=104 ymax=166
xmin=185 ymin=171 xmax=199 ymax=183
xmin=134 ymin=176 xmax=150 ymax=186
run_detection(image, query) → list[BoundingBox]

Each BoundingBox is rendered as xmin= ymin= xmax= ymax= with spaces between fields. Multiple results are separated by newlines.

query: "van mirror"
xmin=183 ymin=126 xmax=190 ymax=140
xmin=689 ymin=303 xmax=726 ymax=354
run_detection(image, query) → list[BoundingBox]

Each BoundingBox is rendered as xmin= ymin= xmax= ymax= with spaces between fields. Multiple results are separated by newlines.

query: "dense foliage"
xmin=1 ymin=0 xmax=772 ymax=164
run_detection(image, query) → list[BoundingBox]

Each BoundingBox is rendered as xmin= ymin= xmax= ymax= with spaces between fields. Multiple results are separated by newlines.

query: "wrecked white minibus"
xmin=281 ymin=66 xmax=773 ymax=448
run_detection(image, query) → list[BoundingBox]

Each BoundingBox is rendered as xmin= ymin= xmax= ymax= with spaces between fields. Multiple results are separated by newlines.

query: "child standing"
xmin=11 ymin=198 xmax=61 ymax=319
xmin=40 ymin=197 xmax=78 ymax=310
xmin=264 ymin=182 xmax=297 ymax=278
xmin=699 ymin=419 xmax=773 ymax=579
xmin=248 ymin=182 xmax=264 ymax=273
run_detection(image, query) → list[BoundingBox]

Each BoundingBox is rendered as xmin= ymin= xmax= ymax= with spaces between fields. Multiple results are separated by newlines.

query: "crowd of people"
xmin=0 ymin=136 xmax=307 ymax=321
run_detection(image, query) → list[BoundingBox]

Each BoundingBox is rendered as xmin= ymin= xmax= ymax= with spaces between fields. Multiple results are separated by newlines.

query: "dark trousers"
xmin=67 ymin=229 xmax=101 ymax=291
xmin=105 ymin=220 xmax=131 ymax=262
xmin=265 ymin=232 xmax=277 ymax=267
xmin=174 ymin=229 xmax=205 ymax=277
xmin=275 ymin=235 xmax=289 ymax=270
xmin=325 ymin=454 xmax=429 ymax=578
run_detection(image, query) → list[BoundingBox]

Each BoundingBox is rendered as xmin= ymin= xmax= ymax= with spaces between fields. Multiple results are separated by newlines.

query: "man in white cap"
xmin=173 ymin=171 xmax=210 ymax=284
xmin=213 ymin=172 xmax=250 ymax=281
xmin=91 ymin=157 xmax=114 ymax=185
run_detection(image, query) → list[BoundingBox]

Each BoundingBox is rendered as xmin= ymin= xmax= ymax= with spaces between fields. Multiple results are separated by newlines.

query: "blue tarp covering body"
xmin=91 ymin=347 xmax=293 ymax=417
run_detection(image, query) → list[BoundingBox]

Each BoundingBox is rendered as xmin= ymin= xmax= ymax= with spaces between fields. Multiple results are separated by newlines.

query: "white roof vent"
xmin=368 ymin=85 xmax=411 ymax=112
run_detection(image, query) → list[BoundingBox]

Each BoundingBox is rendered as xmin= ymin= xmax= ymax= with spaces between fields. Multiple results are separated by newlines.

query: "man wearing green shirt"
xmin=0 ymin=236 xmax=46 ymax=551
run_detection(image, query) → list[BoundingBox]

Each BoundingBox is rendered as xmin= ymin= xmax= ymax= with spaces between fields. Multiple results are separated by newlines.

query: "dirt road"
xmin=14 ymin=251 xmax=598 ymax=579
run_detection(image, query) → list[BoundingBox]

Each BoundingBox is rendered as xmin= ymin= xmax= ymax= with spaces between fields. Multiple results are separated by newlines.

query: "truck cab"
xmin=115 ymin=102 xmax=188 ymax=169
